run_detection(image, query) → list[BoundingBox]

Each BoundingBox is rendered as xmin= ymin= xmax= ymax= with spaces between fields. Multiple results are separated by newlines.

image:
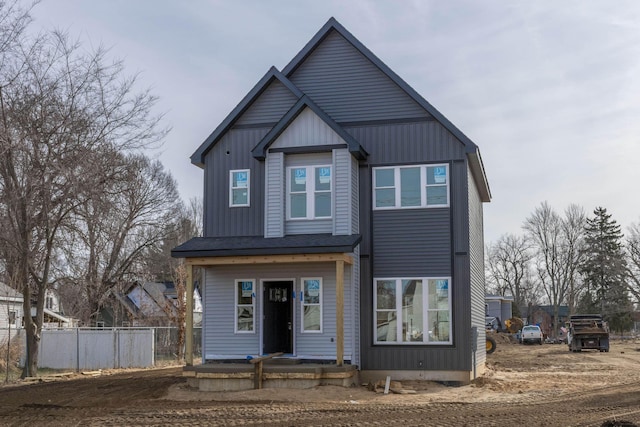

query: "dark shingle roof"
xmin=171 ymin=234 xmax=361 ymax=258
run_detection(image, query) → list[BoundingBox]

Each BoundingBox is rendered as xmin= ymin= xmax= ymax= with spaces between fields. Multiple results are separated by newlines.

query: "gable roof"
xmin=0 ymin=282 xmax=22 ymax=301
xmin=190 ymin=67 xmax=304 ymax=167
xmin=251 ymin=95 xmax=367 ymax=160
xmin=191 ymin=17 xmax=491 ymax=202
xmin=282 ymin=17 xmax=490 ymax=201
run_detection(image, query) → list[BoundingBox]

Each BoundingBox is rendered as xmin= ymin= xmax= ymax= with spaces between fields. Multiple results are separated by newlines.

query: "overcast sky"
xmin=26 ymin=0 xmax=640 ymax=243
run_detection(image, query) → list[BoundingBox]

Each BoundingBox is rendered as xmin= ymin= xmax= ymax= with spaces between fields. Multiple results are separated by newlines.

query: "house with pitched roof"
xmin=173 ymin=17 xmax=490 ymax=387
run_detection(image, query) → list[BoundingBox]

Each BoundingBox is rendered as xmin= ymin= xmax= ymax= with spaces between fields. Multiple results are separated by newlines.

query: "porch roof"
xmin=171 ymin=234 xmax=361 ymax=258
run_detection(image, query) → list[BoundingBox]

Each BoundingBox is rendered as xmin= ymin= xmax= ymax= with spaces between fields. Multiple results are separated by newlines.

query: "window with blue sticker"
xmin=373 ymin=164 xmax=449 ymax=209
xmin=374 ymin=277 xmax=451 ymax=344
xmin=230 ymin=169 xmax=250 ymax=207
xmin=287 ymin=165 xmax=332 ymax=220
xmin=235 ymin=279 xmax=255 ymax=333
xmin=302 ymin=278 xmax=322 ymax=332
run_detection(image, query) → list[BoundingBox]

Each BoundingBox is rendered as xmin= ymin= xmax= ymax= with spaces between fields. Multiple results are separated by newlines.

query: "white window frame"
xmin=300 ymin=277 xmax=323 ymax=333
xmin=373 ymin=277 xmax=452 ymax=345
xmin=234 ymin=279 xmax=256 ymax=334
xmin=286 ymin=165 xmax=332 ymax=220
xmin=229 ymin=169 xmax=250 ymax=207
xmin=373 ymin=163 xmax=449 ymax=209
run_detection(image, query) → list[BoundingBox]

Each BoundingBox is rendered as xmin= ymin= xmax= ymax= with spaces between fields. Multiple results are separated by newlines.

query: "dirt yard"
xmin=1 ymin=338 xmax=640 ymax=426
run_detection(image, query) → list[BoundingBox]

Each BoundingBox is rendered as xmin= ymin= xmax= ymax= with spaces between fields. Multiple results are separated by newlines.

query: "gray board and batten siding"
xmin=189 ymin=17 xmax=489 ymax=376
xmin=203 ymin=127 xmax=269 ymax=237
xmin=358 ymin=153 xmax=475 ymax=372
xmin=286 ymin=30 xmax=429 ymax=124
xmin=235 ymin=79 xmax=299 ymax=127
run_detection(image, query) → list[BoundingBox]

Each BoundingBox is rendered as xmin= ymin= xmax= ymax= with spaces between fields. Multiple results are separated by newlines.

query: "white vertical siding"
xmin=270 ymin=107 xmax=346 ymax=149
xmin=333 ymin=148 xmax=351 ymax=235
xmin=265 ymin=152 xmax=285 ymax=238
xmin=351 ymin=156 xmax=359 ymax=235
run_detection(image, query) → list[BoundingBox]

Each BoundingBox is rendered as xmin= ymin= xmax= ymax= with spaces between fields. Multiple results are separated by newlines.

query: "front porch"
xmin=173 ymin=235 xmax=363 ymax=391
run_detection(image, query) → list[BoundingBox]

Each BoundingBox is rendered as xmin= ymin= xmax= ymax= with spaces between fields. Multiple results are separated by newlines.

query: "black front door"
xmin=263 ymin=281 xmax=293 ymax=354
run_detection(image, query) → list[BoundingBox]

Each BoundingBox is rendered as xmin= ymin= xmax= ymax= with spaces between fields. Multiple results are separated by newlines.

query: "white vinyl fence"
xmin=4 ymin=327 xmax=202 ymax=371
xmin=38 ymin=328 xmax=155 ymax=370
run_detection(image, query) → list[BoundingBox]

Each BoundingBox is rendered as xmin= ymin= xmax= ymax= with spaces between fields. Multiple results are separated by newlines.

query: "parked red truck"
xmin=567 ymin=314 xmax=610 ymax=352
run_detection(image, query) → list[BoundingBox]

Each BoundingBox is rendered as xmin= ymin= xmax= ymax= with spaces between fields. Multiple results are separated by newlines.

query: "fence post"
xmin=76 ymin=327 xmax=80 ymax=372
xmin=113 ymin=328 xmax=117 ymax=369
xmin=152 ymin=328 xmax=156 ymax=367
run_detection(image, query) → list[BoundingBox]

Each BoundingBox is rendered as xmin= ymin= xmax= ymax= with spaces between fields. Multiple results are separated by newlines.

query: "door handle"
xmin=287 ymin=322 xmax=292 ymax=331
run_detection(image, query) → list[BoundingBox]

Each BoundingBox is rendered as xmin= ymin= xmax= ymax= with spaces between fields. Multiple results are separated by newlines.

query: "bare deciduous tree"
xmin=562 ymin=204 xmax=587 ymax=314
xmin=0 ymin=18 xmax=167 ymax=377
xmin=523 ymin=202 xmax=586 ymax=337
xmin=625 ymin=220 xmax=640 ymax=304
xmin=57 ymin=153 xmax=180 ymax=325
xmin=485 ymin=233 xmax=534 ymax=315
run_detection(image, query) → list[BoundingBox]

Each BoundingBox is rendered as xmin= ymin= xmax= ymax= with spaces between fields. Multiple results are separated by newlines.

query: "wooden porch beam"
xmin=336 ymin=259 xmax=344 ymax=367
xmin=185 ymin=264 xmax=194 ymax=367
xmin=185 ymin=253 xmax=353 ymax=266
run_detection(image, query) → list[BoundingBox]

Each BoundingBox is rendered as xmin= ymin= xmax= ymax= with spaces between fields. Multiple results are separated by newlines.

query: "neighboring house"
xmin=0 ymin=283 xmax=75 ymax=332
xmin=485 ymin=295 xmax=514 ymax=323
xmin=0 ymin=282 xmax=23 ymax=342
xmin=100 ymin=282 xmax=202 ymax=327
xmin=39 ymin=288 xmax=78 ymax=328
xmin=172 ymin=18 xmax=491 ymax=384
xmin=522 ymin=304 xmax=569 ymax=338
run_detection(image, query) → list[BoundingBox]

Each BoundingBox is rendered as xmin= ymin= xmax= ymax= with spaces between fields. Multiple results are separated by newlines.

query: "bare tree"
xmin=57 ymin=153 xmax=180 ymax=324
xmin=625 ymin=220 xmax=640 ymax=304
xmin=485 ymin=233 xmax=534 ymax=315
xmin=144 ymin=197 xmax=202 ymax=361
xmin=143 ymin=197 xmax=202 ymax=283
xmin=0 ymin=23 xmax=167 ymax=377
xmin=523 ymin=202 xmax=586 ymax=337
xmin=562 ymin=204 xmax=587 ymax=314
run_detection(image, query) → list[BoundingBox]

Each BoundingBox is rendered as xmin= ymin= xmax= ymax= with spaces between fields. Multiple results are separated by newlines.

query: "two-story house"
xmin=172 ymin=17 xmax=491 ymax=388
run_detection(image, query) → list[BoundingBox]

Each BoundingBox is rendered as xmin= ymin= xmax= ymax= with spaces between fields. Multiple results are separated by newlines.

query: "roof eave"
xmin=190 ymin=67 xmax=304 ymax=167
xmin=467 ymin=149 xmax=492 ymax=202
xmin=251 ymin=95 xmax=367 ymax=161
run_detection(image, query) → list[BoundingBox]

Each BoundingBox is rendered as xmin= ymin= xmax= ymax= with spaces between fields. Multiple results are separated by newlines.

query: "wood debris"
xmin=368 ymin=379 xmax=417 ymax=394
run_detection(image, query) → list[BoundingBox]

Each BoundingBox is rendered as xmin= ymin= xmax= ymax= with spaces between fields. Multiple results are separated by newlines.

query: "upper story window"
xmin=287 ymin=165 xmax=332 ymax=220
xmin=373 ymin=164 xmax=449 ymax=209
xmin=229 ymin=169 xmax=250 ymax=207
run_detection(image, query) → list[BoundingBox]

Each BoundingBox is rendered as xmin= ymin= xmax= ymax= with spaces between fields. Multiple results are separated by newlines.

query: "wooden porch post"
xmin=185 ymin=263 xmax=194 ymax=366
xmin=336 ymin=259 xmax=344 ymax=366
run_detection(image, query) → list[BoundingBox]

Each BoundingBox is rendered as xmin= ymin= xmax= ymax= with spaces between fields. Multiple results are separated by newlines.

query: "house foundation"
xmin=183 ymin=362 xmax=359 ymax=391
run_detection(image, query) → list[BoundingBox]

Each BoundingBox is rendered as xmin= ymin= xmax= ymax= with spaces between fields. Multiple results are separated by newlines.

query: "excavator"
xmin=485 ymin=317 xmax=524 ymax=354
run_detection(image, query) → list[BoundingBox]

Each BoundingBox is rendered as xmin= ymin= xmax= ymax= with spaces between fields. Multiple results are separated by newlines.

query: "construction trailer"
xmin=567 ymin=314 xmax=610 ymax=352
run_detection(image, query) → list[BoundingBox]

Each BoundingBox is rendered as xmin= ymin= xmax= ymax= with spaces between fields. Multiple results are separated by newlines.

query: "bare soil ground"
xmin=1 ymin=338 xmax=640 ymax=426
